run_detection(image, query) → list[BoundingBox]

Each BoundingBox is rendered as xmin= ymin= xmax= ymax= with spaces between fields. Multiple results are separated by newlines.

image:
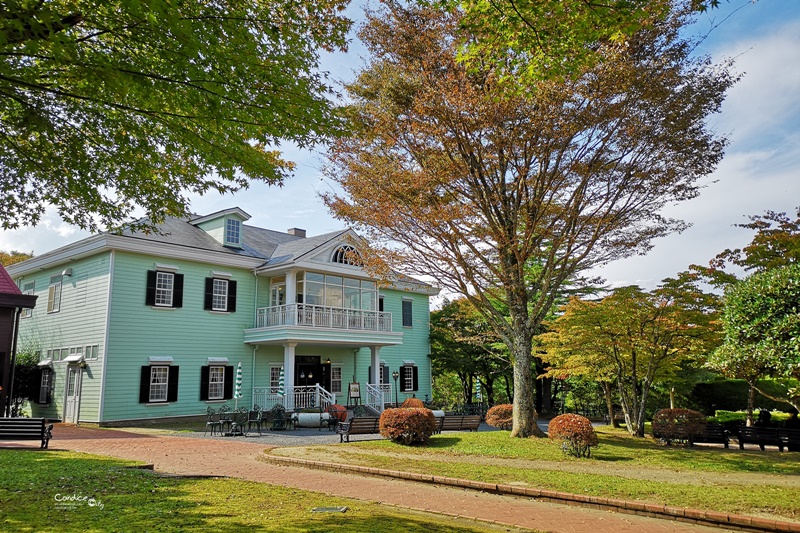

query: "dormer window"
xmin=225 ymin=218 xmax=242 ymax=247
xmin=332 ymin=245 xmax=361 ymax=265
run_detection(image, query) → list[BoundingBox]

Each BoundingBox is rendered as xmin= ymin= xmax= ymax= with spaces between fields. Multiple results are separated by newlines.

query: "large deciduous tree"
xmin=543 ymin=277 xmax=721 ymax=437
xmin=1 ymin=0 xmax=350 ymax=232
xmin=0 ymin=250 xmax=32 ymax=266
xmin=709 ymin=264 xmax=800 ymax=412
xmin=323 ymin=0 xmax=735 ymax=437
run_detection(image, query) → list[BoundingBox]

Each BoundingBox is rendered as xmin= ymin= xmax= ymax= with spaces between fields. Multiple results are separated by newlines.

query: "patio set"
xmin=203 ymin=404 xmax=348 ymax=437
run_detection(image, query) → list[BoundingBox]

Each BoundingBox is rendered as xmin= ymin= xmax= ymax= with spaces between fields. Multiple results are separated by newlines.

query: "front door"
xmin=64 ymin=366 xmax=81 ymax=423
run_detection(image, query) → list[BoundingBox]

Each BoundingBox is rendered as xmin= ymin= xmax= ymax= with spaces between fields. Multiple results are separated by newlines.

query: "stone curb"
xmin=263 ymin=454 xmax=800 ymax=533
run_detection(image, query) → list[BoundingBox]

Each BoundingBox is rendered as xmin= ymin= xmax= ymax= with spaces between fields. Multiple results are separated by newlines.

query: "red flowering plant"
xmin=548 ymin=414 xmax=598 ymax=458
xmin=486 ymin=404 xmax=514 ymax=430
xmin=651 ymin=408 xmax=707 ymax=446
xmin=379 ymin=408 xmax=437 ymax=445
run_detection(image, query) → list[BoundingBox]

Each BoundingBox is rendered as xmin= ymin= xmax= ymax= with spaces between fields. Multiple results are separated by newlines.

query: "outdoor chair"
xmin=271 ymin=404 xmax=287 ymax=431
xmin=218 ymin=405 xmax=233 ymax=434
xmin=229 ymin=407 xmax=249 ymax=436
xmin=204 ymin=406 xmax=223 ymax=436
xmin=247 ymin=406 xmax=263 ymax=435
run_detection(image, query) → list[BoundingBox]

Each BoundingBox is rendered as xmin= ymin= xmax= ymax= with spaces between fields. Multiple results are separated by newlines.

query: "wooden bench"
xmin=0 ymin=417 xmax=53 ymax=449
xmin=737 ymin=426 xmax=784 ymax=451
xmin=689 ymin=424 xmax=729 ymax=448
xmin=336 ymin=417 xmax=381 ymax=443
xmin=436 ymin=415 xmax=481 ymax=433
xmin=778 ymin=428 xmax=800 ymax=452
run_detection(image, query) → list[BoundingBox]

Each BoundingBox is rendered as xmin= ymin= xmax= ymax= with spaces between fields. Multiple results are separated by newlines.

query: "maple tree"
xmin=542 ymin=277 xmax=721 ymax=437
xmin=0 ymin=0 xmax=350 ymax=232
xmin=0 ymin=250 xmax=32 ymax=266
xmin=324 ymin=1 xmax=735 ymax=437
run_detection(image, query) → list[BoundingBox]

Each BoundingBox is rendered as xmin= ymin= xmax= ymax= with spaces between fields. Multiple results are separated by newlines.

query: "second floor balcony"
xmin=256 ymin=304 xmax=393 ymax=332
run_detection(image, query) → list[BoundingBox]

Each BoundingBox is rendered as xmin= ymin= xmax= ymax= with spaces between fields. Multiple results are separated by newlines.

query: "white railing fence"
xmin=256 ymin=304 xmax=392 ymax=332
xmin=365 ymin=383 xmax=385 ymax=414
xmin=251 ymin=384 xmax=335 ymax=412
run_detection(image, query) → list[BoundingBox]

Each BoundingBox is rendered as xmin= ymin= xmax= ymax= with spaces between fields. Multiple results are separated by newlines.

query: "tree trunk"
xmin=746 ymin=382 xmax=755 ymax=426
xmin=510 ymin=342 xmax=546 ymax=438
xmin=669 ymin=387 xmax=675 ymax=409
xmin=602 ymin=381 xmax=619 ymax=428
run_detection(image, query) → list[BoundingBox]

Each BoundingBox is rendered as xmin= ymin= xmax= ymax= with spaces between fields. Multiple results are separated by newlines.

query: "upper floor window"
xmin=47 ymin=275 xmax=62 ymax=313
xmin=298 ymin=271 xmax=376 ymax=310
xmin=225 ymin=218 xmax=242 ymax=247
xmin=21 ymin=281 xmax=34 ymax=318
xmin=402 ymin=299 xmax=413 ymax=327
xmin=204 ymin=277 xmax=237 ymax=312
xmin=332 ymin=245 xmax=361 ymax=265
xmin=146 ymin=270 xmax=184 ymax=308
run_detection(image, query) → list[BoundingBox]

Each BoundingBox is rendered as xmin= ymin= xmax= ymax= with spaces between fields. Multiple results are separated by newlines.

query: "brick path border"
xmin=263 ymin=454 xmax=800 ymax=533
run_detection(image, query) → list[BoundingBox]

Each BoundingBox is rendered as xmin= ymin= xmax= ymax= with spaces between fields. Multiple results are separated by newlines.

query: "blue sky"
xmin=2 ymin=0 xmax=798 ymax=290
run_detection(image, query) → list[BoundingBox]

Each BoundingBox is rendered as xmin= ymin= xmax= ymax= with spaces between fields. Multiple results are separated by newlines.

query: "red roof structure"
xmin=0 ymin=263 xmax=37 ymax=416
xmin=0 ymin=264 xmax=22 ymax=296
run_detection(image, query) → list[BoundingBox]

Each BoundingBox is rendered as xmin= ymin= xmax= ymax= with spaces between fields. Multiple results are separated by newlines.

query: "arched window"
xmin=332 ymin=245 xmax=361 ymax=266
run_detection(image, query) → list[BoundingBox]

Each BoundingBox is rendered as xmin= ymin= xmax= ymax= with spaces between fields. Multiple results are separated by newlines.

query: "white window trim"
xmin=47 ymin=276 xmax=62 ymax=314
xmin=21 ymin=281 xmax=34 ymax=318
xmin=149 ymin=366 xmax=169 ymax=403
xmin=212 ymin=278 xmax=229 ymax=312
xmin=208 ymin=366 xmax=225 ymax=401
xmin=155 ymin=271 xmax=174 ymax=307
xmin=225 ymin=218 xmax=242 ymax=247
xmin=330 ymin=365 xmax=343 ymax=394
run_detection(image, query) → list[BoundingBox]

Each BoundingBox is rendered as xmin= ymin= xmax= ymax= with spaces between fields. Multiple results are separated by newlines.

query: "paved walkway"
xmin=6 ymin=425 xmax=736 ymax=533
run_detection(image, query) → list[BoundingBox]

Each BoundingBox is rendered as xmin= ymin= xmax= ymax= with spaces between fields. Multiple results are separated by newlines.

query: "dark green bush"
xmin=379 ymin=408 xmax=437 ymax=445
xmin=548 ymin=414 xmax=598 ymax=458
xmin=652 ymin=408 xmax=707 ymax=445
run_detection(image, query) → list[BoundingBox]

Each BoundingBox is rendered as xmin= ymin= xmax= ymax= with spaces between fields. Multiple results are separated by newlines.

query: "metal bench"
xmin=689 ymin=424 xmax=729 ymax=448
xmin=0 ymin=417 xmax=53 ymax=449
xmin=336 ymin=417 xmax=381 ymax=442
xmin=737 ymin=426 xmax=784 ymax=451
xmin=778 ymin=428 xmax=800 ymax=452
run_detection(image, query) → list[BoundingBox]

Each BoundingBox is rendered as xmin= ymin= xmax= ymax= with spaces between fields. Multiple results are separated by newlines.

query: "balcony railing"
xmin=256 ymin=304 xmax=393 ymax=332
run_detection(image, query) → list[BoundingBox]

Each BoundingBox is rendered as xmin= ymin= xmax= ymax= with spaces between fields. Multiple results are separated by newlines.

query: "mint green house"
xmin=7 ymin=208 xmax=438 ymax=424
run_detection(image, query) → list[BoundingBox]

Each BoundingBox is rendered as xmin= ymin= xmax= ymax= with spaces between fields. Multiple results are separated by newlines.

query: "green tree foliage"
xmin=543 ymin=276 xmax=721 ymax=437
xmin=457 ymin=0 xmax=722 ymax=83
xmin=709 ymin=264 xmax=800 ymax=411
xmin=430 ymin=298 xmax=512 ymax=407
xmin=324 ymin=0 xmax=735 ymax=437
xmin=0 ymin=249 xmax=32 ymax=266
xmin=0 ymin=0 xmax=351 ymax=232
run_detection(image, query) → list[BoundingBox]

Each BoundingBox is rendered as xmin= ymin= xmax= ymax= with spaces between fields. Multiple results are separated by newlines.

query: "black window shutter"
xmin=224 ymin=366 xmax=234 ymax=399
xmin=399 ymin=367 xmax=406 ymax=392
xmin=204 ymin=278 xmax=214 ymax=310
xmin=167 ymin=366 xmax=179 ymax=402
xmin=139 ymin=366 xmax=151 ymax=403
xmin=200 ymin=366 xmax=210 ymax=400
xmin=381 ymin=365 xmax=388 ymax=384
xmin=412 ymin=366 xmax=419 ymax=391
xmin=172 ymin=274 xmax=184 ymax=308
xmin=32 ymin=368 xmax=43 ymax=403
xmin=402 ymin=300 xmax=412 ymax=327
xmin=45 ymin=370 xmax=53 ymax=405
xmin=227 ymin=280 xmax=237 ymax=312
xmin=145 ymin=271 xmax=157 ymax=306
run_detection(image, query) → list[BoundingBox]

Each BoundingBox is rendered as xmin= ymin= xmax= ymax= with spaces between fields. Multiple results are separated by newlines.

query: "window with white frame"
xmin=403 ymin=366 xmax=414 ymax=391
xmin=85 ymin=344 xmax=99 ymax=360
xmin=155 ymin=272 xmax=174 ymax=307
xmin=330 ymin=366 xmax=342 ymax=394
xmin=21 ymin=281 xmax=34 ymax=318
xmin=39 ymin=368 xmax=52 ymax=404
xmin=269 ymin=365 xmax=282 ymax=394
xmin=225 ymin=218 xmax=242 ymax=246
xmin=47 ymin=275 xmax=62 ymax=313
xmin=212 ymin=279 xmax=228 ymax=311
xmin=208 ymin=366 xmax=225 ymax=400
xmin=149 ymin=366 xmax=169 ymax=402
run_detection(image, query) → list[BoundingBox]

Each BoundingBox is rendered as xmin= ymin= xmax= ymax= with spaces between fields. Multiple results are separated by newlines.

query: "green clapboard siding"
xmin=103 ymin=251 xmax=256 ymax=422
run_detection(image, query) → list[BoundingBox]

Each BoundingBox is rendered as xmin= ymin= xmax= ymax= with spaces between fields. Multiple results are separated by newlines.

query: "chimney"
xmin=287 ymin=228 xmax=306 ymax=238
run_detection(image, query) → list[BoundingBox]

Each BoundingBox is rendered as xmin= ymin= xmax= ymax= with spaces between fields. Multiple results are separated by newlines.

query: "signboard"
xmin=348 ymin=382 xmax=361 ymax=401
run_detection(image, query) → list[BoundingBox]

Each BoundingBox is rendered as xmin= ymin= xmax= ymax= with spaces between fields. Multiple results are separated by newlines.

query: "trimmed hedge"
xmin=652 ymin=408 xmax=707 ymax=445
xmin=401 ymin=397 xmax=425 ymax=409
xmin=486 ymin=404 xmax=513 ymax=430
xmin=548 ymin=414 xmax=598 ymax=458
xmin=379 ymin=408 xmax=437 ymax=445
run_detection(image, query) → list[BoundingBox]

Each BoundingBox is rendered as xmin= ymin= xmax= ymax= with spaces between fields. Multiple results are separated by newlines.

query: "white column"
xmin=283 ymin=343 xmax=296 ymax=409
xmin=370 ymin=346 xmax=381 ymax=385
xmin=286 ymin=270 xmax=297 ymax=305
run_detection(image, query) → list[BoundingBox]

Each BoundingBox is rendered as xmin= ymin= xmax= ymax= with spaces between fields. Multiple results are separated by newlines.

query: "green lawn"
xmin=0 ymin=450 xmax=532 ymax=533
xmin=273 ymin=426 xmax=800 ymax=521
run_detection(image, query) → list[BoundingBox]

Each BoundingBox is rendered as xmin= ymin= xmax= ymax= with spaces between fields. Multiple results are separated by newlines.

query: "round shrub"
xmin=380 ymin=408 xmax=437 ymax=445
xmin=486 ymin=404 xmax=514 ymax=430
xmin=402 ymin=397 xmax=425 ymax=408
xmin=652 ymin=408 xmax=707 ymax=445
xmin=548 ymin=414 xmax=598 ymax=458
